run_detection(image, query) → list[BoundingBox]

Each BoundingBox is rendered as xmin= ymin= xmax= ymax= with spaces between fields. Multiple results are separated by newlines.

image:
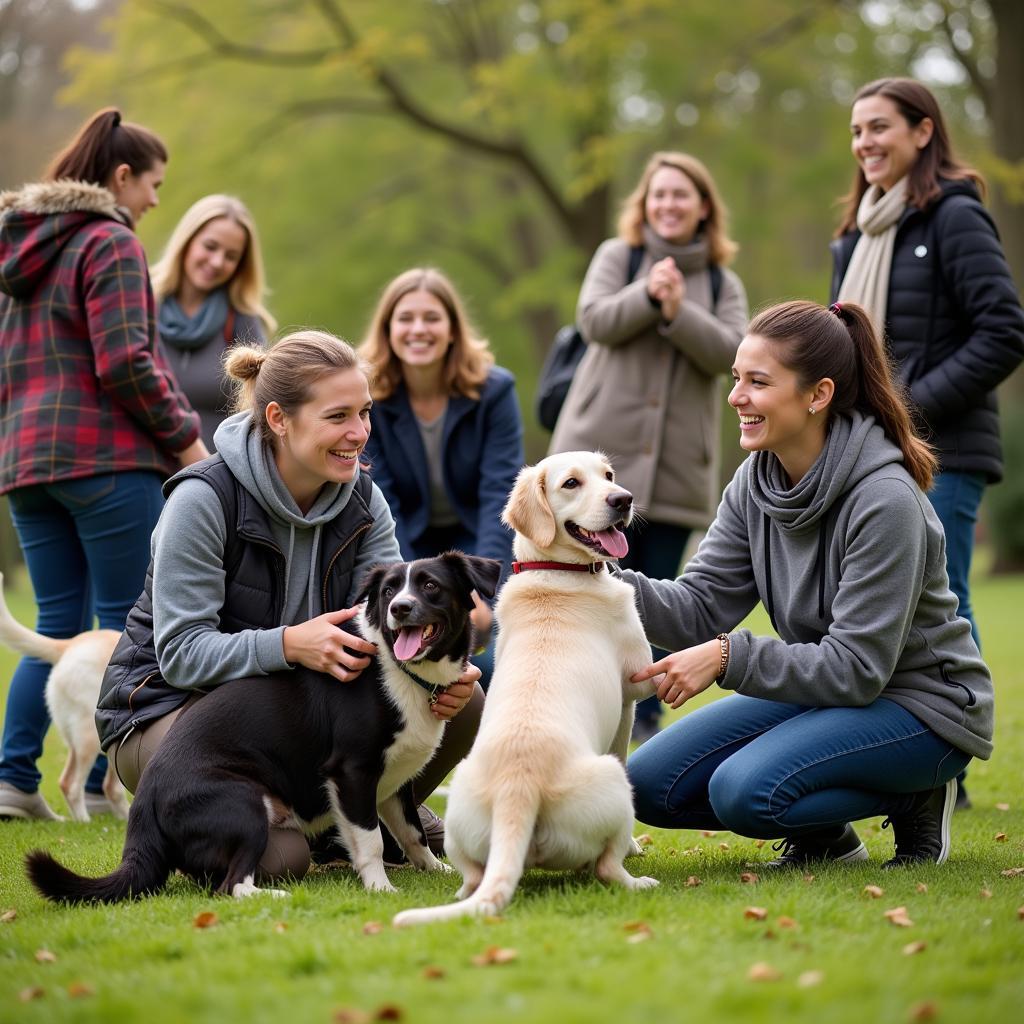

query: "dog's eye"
xmin=383 ymin=586 xmax=395 ymax=598
xmin=423 ymin=580 xmax=438 ymax=593
xmin=562 ymin=477 xmax=579 ymax=489
xmin=605 ymin=471 xmax=613 ymax=481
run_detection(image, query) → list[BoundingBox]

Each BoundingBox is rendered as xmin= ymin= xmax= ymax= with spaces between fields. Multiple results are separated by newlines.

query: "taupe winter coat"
xmin=549 ymin=230 xmax=748 ymax=528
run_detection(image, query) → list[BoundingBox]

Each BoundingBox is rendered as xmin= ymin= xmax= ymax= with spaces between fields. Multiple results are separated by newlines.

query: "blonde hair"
xmin=358 ymin=267 xmax=494 ymax=401
xmin=224 ymin=329 xmax=365 ymax=445
xmin=617 ymin=151 xmax=738 ymax=267
xmin=151 ymin=194 xmax=277 ymax=335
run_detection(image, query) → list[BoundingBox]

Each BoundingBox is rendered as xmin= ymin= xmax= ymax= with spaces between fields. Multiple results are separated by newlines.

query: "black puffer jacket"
xmin=830 ymin=179 xmax=1024 ymax=482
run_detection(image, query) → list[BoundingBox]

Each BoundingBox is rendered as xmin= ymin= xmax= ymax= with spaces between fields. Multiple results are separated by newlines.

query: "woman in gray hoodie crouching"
xmin=624 ymin=299 xmax=991 ymax=868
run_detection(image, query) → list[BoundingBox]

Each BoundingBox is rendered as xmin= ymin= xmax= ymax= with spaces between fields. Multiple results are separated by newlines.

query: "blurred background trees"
xmin=2 ymin=0 xmax=1021 ymax=568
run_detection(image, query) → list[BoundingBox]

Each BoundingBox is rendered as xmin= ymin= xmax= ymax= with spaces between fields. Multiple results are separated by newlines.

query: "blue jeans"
xmin=927 ymin=471 xmax=985 ymax=650
xmin=619 ymin=521 xmax=691 ymax=726
xmin=0 ymin=472 xmax=164 ymax=793
xmin=627 ymin=694 xmax=970 ymax=838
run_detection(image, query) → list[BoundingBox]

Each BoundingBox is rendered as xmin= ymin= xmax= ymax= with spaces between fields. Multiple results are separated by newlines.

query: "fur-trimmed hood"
xmin=0 ymin=180 xmax=132 ymax=299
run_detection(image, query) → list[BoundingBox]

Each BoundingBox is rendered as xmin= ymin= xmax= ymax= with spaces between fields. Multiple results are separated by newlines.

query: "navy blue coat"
xmin=830 ymin=179 xmax=1024 ymax=483
xmin=364 ymin=366 xmax=524 ymax=580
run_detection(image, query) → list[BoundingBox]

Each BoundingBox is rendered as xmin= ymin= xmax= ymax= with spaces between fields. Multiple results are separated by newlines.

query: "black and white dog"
xmin=26 ymin=553 xmax=501 ymax=903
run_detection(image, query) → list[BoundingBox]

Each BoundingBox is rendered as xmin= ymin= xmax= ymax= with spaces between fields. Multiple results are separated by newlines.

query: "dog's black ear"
xmin=441 ymin=552 xmax=502 ymax=603
xmin=353 ymin=563 xmax=396 ymax=626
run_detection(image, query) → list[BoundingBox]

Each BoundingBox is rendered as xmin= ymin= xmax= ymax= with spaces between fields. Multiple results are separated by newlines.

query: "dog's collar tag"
xmin=511 ymin=560 xmax=605 ymax=574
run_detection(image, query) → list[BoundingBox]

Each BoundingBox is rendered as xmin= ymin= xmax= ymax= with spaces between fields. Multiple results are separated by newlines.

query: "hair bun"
xmin=223 ymin=344 xmax=267 ymax=382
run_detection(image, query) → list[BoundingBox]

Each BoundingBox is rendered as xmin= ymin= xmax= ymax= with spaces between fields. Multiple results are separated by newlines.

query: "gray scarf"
xmin=159 ymin=287 xmax=230 ymax=351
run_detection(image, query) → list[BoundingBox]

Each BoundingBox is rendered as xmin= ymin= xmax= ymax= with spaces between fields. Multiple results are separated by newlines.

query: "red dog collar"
xmin=511 ymin=561 xmax=606 ymax=574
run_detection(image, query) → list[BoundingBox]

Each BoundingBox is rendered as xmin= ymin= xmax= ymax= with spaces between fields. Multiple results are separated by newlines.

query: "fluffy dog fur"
xmin=394 ymin=452 xmax=658 ymax=927
xmin=25 ymin=553 xmax=499 ymax=902
xmin=0 ymin=572 xmax=127 ymax=822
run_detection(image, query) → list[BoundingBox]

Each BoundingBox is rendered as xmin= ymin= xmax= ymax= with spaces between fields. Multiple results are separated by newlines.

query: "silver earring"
xmin=808 ymin=407 xmax=816 ymax=415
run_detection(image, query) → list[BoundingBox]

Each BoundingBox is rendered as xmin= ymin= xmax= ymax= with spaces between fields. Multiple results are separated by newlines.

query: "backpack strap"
xmin=223 ymin=306 xmax=237 ymax=345
xmin=627 ymin=244 xmax=644 ymax=283
xmin=709 ymin=264 xmax=723 ymax=310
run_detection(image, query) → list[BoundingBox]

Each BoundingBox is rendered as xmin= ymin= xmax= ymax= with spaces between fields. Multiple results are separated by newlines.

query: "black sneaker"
xmin=765 ymin=823 xmax=868 ymax=868
xmin=881 ymin=778 xmax=956 ymax=868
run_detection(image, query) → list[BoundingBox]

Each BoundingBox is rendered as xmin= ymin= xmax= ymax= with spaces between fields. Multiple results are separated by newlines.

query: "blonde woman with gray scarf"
xmin=831 ymin=81 xmax=1023 ymax=801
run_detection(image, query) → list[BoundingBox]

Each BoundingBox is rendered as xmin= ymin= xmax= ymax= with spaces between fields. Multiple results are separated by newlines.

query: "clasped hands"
xmin=630 ymin=637 xmax=722 ymax=709
xmin=646 ymin=256 xmax=686 ymax=322
xmin=282 ymin=607 xmax=479 ymax=721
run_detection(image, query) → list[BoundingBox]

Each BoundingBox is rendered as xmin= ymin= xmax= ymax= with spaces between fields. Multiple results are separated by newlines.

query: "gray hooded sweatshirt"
xmin=151 ymin=411 xmax=402 ymax=689
xmin=622 ymin=411 xmax=993 ymax=760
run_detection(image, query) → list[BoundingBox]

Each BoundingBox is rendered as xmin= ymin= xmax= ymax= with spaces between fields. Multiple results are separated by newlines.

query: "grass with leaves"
xmin=0 ymin=568 xmax=1022 ymax=1023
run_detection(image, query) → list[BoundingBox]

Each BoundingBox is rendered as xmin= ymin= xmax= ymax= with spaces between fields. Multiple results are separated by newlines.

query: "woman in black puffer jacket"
xmin=831 ymin=77 xmax=1024 ymax=665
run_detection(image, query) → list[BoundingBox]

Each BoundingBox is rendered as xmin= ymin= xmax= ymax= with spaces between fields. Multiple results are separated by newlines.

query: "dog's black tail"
xmin=25 ymin=795 xmax=170 ymax=904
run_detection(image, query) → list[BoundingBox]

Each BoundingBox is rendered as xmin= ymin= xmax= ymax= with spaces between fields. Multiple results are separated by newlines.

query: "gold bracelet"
xmin=715 ymin=633 xmax=730 ymax=682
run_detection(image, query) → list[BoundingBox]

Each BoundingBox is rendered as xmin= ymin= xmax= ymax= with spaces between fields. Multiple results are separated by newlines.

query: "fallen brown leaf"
xmin=67 ymin=982 xmax=94 ymax=999
xmin=902 ymin=940 xmax=928 ymax=956
xmin=1017 ymin=905 xmax=1024 ymax=920
xmin=996 ymin=803 xmax=1010 ymax=811
xmin=333 ymin=1010 xmax=370 ymax=1024
xmin=422 ymin=966 xmax=445 ymax=980
xmin=273 ymin=921 xmax=288 ymax=934
xmin=908 ymin=1001 xmax=939 ymax=1021
xmin=994 ymin=832 xmax=1008 ymax=842
xmin=754 ymin=839 xmax=767 ymax=848
xmin=1 ymin=908 xmax=16 ymax=923
xmin=719 ymin=842 xmax=730 ymax=850
xmin=747 ymin=961 xmax=782 ymax=982
xmin=700 ymin=830 xmax=718 ymax=838
xmin=863 ymin=885 xmax=884 ymax=899
xmin=797 ymin=970 xmax=824 ymax=988
xmin=362 ymin=921 xmax=384 ymax=935
xmin=777 ymin=916 xmax=799 ymax=930
xmin=980 ymin=887 xmax=992 ymax=900
xmin=916 ymin=883 xmax=929 ymax=893
xmin=744 ymin=907 xmax=768 ymax=921
xmin=34 ymin=949 xmax=57 ymax=963
xmin=685 ymin=876 xmax=702 ymax=887
xmin=802 ymin=874 xmax=815 ymax=884
xmin=884 ymin=906 xmax=914 ymax=928
xmin=18 ymin=986 xmax=44 ymax=1002
xmin=192 ymin=911 xmax=218 ymax=929
xmin=1001 ymin=868 xmax=1024 ymax=878
xmin=471 ymin=946 xmax=518 ymax=966
xmin=375 ymin=1006 xmax=403 ymax=1021
xmin=635 ymin=834 xmax=654 ymax=847
xmin=740 ymin=872 xmax=759 ymax=884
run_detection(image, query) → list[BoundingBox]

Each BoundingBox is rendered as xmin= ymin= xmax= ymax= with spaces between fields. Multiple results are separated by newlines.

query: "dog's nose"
xmin=389 ymin=596 xmax=415 ymax=621
xmin=606 ymin=490 xmax=633 ymax=512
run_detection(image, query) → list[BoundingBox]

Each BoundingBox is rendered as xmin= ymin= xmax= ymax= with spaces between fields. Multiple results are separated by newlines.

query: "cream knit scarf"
xmin=837 ymin=176 xmax=908 ymax=331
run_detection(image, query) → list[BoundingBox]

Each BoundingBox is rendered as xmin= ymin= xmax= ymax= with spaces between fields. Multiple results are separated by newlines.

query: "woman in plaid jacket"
xmin=0 ymin=108 xmax=207 ymax=821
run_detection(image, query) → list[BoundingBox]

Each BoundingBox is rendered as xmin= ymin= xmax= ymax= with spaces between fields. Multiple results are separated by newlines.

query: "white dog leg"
xmin=378 ymin=795 xmax=449 ymax=873
xmin=58 ymin=749 xmax=90 ymax=823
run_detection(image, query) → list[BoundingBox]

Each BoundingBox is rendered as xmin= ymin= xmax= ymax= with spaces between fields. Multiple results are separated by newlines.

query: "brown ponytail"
xmin=748 ymin=300 xmax=937 ymax=490
xmin=44 ymin=107 xmax=167 ymax=187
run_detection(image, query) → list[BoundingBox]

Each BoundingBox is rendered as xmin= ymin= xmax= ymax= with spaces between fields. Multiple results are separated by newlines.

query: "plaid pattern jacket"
xmin=0 ymin=181 xmax=200 ymax=494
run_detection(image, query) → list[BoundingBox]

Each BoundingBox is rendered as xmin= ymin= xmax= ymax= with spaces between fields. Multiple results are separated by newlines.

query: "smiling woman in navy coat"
xmin=359 ymin=268 xmax=525 ymax=687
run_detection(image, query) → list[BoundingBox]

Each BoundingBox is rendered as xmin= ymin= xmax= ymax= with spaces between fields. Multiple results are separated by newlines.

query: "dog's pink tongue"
xmin=595 ymin=527 xmax=629 ymax=559
xmin=393 ymin=626 xmax=424 ymax=661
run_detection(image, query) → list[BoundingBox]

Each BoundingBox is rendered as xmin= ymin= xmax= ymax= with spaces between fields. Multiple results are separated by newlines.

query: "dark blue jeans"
xmin=627 ymin=693 xmax=970 ymax=838
xmin=927 ymin=470 xmax=985 ymax=650
xmin=619 ymin=520 xmax=691 ymax=727
xmin=0 ymin=472 xmax=164 ymax=793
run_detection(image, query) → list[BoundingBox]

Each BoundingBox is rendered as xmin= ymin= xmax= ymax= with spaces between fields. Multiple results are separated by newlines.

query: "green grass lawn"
xmin=1 ymin=569 xmax=1022 ymax=1023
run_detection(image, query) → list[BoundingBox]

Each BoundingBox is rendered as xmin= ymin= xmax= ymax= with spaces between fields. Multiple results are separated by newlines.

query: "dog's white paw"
xmin=232 ymin=878 xmax=290 ymax=899
xmin=629 ymin=875 xmax=659 ymax=890
xmin=626 ymin=837 xmax=646 ymax=858
xmin=366 ymin=878 xmax=399 ymax=893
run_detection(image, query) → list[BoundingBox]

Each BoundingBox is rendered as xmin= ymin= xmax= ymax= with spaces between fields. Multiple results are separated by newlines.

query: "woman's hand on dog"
xmin=631 ymin=639 xmax=720 ymax=709
xmin=430 ymin=665 xmax=481 ymax=722
xmin=283 ymin=607 xmax=378 ymax=683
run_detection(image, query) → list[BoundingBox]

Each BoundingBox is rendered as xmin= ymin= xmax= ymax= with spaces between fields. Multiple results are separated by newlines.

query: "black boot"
xmin=882 ymin=778 xmax=957 ymax=868
xmin=765 ymin=823 xmax=868 ymax=868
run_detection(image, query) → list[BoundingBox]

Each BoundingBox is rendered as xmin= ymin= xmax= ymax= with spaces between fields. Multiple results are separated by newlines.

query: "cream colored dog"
xmin=394 ymin=451 xmax=658 ymax=927
xmin=0 ymin=573 xmax=128 ymax=822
